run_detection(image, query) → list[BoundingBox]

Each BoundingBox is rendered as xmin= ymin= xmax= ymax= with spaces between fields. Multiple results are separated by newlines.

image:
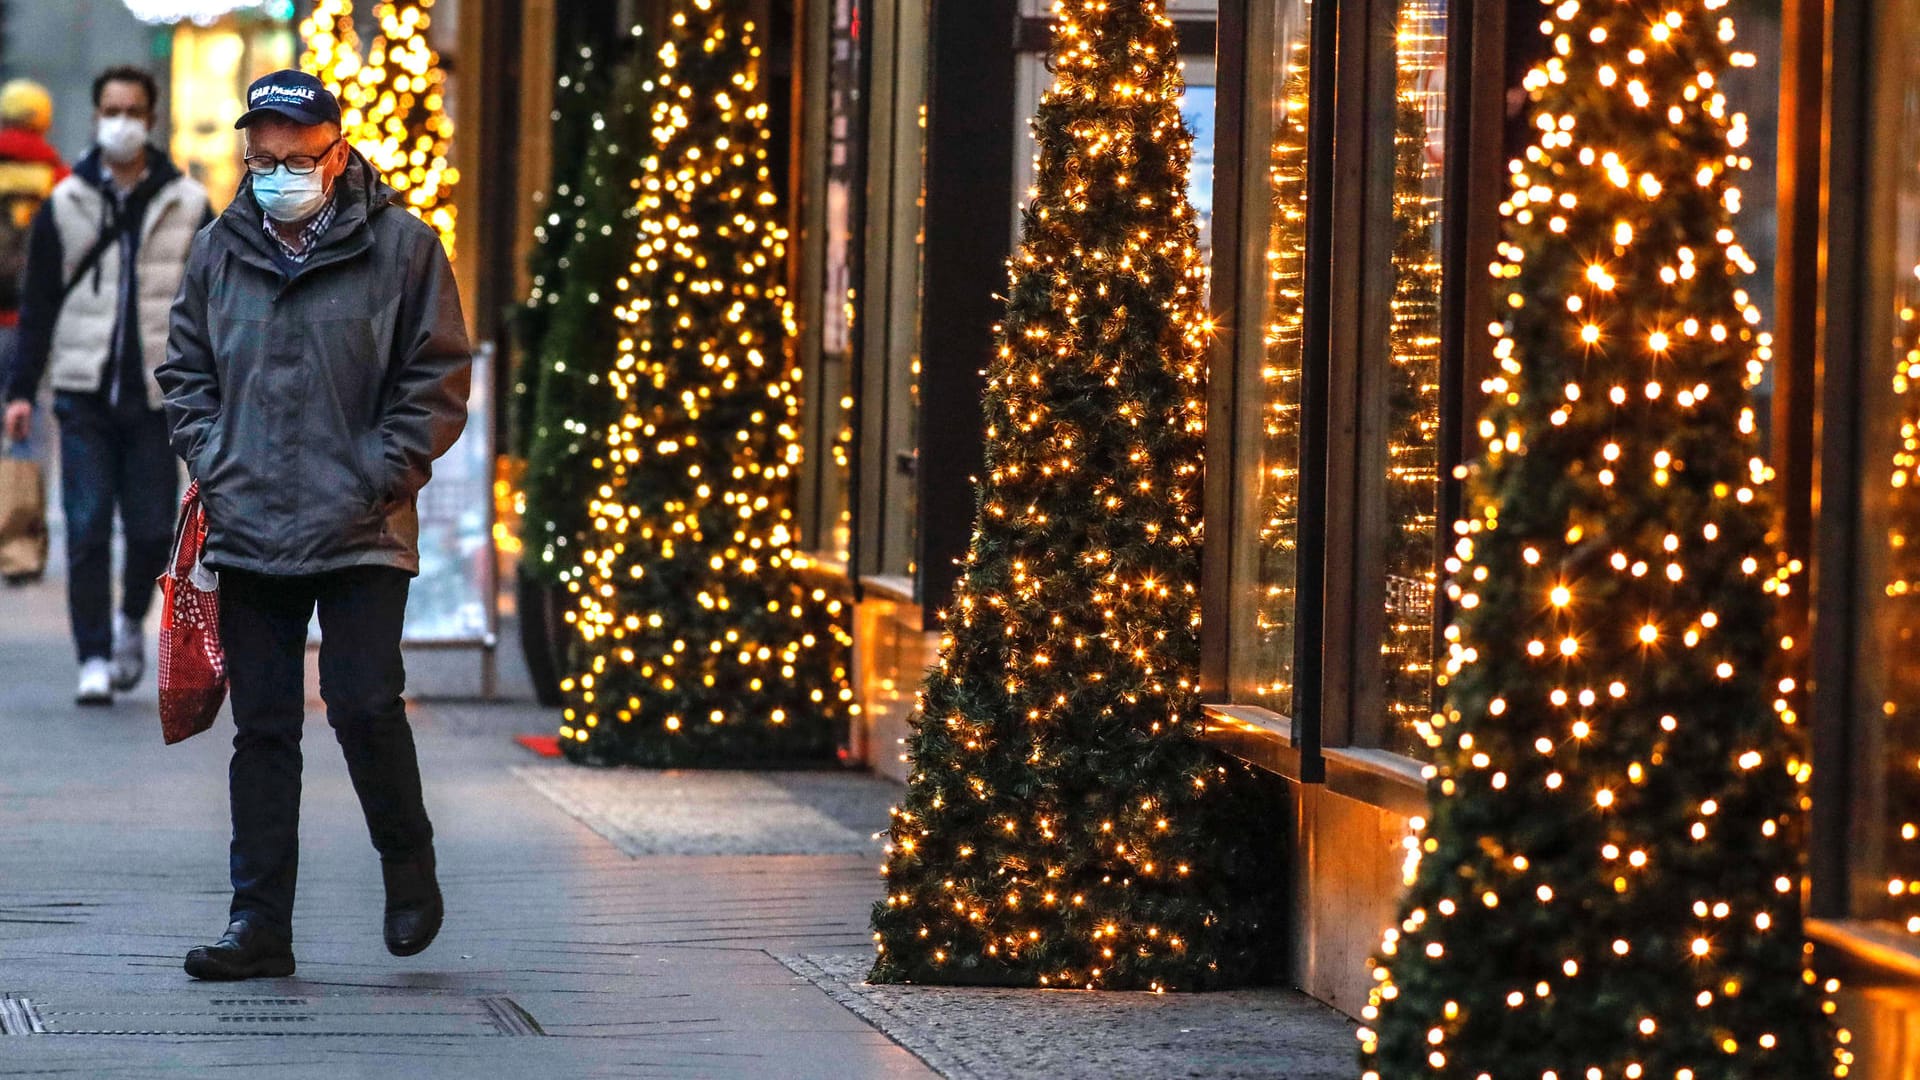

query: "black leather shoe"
xmin=184 ymin=918 xmax=295 ymax=981
xmin=382 ymin=848 xmax=443 ymax=957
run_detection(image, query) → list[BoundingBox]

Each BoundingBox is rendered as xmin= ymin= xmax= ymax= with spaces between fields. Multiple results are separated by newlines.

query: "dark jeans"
xmin=219 ymin=566 xmax=434 ymax=938
xmin=52 ymin=391 xmax=177 ymax=661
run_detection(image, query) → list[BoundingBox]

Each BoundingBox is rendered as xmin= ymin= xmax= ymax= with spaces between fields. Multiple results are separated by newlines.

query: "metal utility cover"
xmin=0 ymin=994 xmax=543 ymax=1037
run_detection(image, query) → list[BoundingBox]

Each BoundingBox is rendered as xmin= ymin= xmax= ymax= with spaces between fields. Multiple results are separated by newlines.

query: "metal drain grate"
xmin=0 ymin=995 xmax=45 ymax=1035
xmin=1 ymin=994 xmax=544 ymax=1037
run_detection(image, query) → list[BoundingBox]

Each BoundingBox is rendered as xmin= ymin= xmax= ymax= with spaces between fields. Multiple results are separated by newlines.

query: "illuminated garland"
xmin=1359 ymin=0 xmax=1844 ymax=1074
xmin=870 ymin=0 xmax=1285 ymax=991
xmin=299 ymin=0 xmax=457 ymax=255
xmin=558 ymin=0 xmax=850 ymax=766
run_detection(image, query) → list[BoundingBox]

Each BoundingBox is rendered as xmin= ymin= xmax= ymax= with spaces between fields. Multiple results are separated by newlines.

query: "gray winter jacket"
xmin=156 ymin=151 xmax=471 ymax=576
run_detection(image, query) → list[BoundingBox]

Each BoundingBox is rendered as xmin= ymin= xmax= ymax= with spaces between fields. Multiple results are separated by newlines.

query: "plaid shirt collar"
xmin=262 ymin=196 xmax=338 ymax=264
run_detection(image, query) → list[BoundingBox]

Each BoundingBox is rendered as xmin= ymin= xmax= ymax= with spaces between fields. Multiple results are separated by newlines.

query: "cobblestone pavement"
xmin=0 ymin=570 xmax=1357 ymax=1078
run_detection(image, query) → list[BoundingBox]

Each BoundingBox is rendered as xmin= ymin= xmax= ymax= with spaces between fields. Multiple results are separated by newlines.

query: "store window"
xmin=856 ymin=0 xmax=930 ymax=582
xmin=1850 ymin=0 xmax=1920 ymax=932
xmin=817 ymin=0 xmax=864 ymax=563
xmin=1227 ymin=0 xmax=1315 ymax=714
xmin=1373 ymin=0 xmax=1447 ymax=755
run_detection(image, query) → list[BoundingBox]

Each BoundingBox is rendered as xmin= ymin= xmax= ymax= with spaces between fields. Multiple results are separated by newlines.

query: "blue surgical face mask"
xmin=253 ymin=166 xmax=329 ymax=223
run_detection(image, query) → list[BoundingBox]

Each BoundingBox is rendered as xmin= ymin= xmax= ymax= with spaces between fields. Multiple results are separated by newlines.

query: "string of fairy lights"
xmin=1359 ymin=0 xmax=1845 ymax=1072
xmin=300 ymin=0 xmax=458 ymax=255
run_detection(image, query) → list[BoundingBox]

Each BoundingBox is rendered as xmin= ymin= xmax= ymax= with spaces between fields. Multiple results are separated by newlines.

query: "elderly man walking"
xmin=157 ymin=70 xmax=471 ymax=981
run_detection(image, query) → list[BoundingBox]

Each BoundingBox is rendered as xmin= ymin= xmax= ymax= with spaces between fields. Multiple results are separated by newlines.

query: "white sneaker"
xmin=76 ymin=658 xmax=114 ymax=706
xmin=112 ymin=613 xmax=146 ymax=691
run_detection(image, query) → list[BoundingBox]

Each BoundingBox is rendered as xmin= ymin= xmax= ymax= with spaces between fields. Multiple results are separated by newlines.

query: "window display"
xmin=1376 ymin=0 xmax=1446 ymax=753
xmin=1853 ymin=0 xmax=1920 ymax=932
xmin=1232 ymin=0 xmax=1314 ymax=713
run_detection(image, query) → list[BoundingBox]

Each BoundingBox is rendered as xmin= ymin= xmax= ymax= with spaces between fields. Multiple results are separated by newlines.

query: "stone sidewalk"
xmin=0 ymin=575 xmax=929 ymax=1079
xmin=0 ymin=571 xmax=1355 ymax=1078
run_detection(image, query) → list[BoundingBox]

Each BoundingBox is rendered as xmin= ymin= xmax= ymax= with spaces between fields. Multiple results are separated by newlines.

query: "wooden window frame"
xmin=1199 ymin=0 xmax=1506 ymax=794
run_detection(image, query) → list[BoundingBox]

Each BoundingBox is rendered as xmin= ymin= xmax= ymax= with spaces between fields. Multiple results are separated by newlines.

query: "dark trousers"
xmin=218 ymin=566 xmax=434 ymax=938
xmin=52 ymin=391 xmax=177 ymax=661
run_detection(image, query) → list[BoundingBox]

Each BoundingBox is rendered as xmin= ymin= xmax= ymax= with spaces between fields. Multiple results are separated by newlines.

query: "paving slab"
xmin=510 ymin=763 xmax=894 ymax=856
xmin=778 ymin=954 xmax=1358 ymax=1080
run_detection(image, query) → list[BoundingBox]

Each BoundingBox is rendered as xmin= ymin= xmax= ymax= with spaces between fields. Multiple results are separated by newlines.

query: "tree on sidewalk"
xmin=516 ymin=43 xmax=652 ymax=589
xmin=511 ymin=42 xmax=617 ymax=466
xmin=1358 ymin=0 xmax=1843 ymax=1074
xmin=299 ymin=0 xmax=362 ymax=90
xmin=302 ymin=0 xmax=458 ymax=255
xmin=869 ymin=0 xmax=1284 ymax=991
xmin=558 ymin=0 xmax=850 ymax=766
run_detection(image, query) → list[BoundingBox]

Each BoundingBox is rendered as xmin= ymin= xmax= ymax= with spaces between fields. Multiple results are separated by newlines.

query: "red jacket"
xmin=0 ymin=128 xmax=68 ymax=179
xmin=0 ymin=127 xmax=68 ymax=327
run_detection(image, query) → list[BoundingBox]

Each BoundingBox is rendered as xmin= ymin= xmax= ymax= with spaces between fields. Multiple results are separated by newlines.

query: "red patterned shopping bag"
xmin=157 ymin=481 xmax=226 ymax=744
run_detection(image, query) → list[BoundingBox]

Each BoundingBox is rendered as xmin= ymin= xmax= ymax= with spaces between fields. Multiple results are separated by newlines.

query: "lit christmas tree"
xmin=512 ymin=42 xmax=617 ymax=460
xmin=1359 ymin=0 xmax=1844 ymax=1074
xmin=299 ymin=0 xmax=362 ymax=87
xmin=558 ymin=0 xmax=850 ymax=766
xmin=302 ymin=0 xmax=458 ymax=255
xmin=517 ymin=43 xmax=652 ymax=589
xmin=869 ymin=0 xmax=1284 ymax=991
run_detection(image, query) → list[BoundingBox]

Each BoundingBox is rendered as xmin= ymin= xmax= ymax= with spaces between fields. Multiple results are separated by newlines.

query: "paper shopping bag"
xmin=0 ymin=441 xmax=47 ymax=584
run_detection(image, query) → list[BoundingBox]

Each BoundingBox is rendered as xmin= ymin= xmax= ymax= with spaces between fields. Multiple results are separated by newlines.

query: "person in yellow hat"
xmin=0 ymin=79 xmax=65 ymax=339
xmin=0 ymin=79 xmax=64 ymax=586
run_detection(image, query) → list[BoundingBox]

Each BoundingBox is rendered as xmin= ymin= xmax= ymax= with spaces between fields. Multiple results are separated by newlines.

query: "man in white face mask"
xmin=158 ymin=69 xmax=470 ymax=981
xmin=1 ymin=66 xmax=209 ymax=705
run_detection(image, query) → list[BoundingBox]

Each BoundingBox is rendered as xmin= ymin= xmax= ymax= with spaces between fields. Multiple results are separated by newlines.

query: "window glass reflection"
xmin=1856 ymin=0 xmax=1920 ymax=932
xmin=820 ymin=0 xmax=863 ymax=561
xmin=1380 ymin=0 xmax=1446 ymax=753
xmin=1235 ymin=0 xmax=1314 ymax=712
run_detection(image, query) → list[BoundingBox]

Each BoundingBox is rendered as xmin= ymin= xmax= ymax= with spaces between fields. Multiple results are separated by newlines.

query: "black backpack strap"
xmin=59 ymin=214 xmax=128 ymax=302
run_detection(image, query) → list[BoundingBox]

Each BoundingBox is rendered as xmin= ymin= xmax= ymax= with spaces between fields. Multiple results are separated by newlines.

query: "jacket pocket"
xmin=192 ymin=420 xmax=225 ymax=483
xmin=352 ymin=429 xmax=392 ymax=510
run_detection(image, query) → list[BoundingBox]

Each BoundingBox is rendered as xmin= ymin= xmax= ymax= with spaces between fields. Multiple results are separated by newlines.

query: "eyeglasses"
xmin=242 ymin=138 xmax=342 ymax=176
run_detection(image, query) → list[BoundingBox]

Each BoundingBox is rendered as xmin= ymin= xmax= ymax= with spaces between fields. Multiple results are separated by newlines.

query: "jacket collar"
xmin=71 ymin=144 xmax=180 ymax=197
xmin=219 ymin=146 xmax=398 ymax=281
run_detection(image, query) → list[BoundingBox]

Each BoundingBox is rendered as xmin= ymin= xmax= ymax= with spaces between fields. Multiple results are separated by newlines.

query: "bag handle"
xmin=166 ymin=481 xmax=203 ymax=579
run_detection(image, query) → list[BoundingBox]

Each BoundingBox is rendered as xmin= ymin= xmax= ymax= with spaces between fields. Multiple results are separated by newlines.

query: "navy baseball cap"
xmin=234 ymin=69 xmax=341 ymax=129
